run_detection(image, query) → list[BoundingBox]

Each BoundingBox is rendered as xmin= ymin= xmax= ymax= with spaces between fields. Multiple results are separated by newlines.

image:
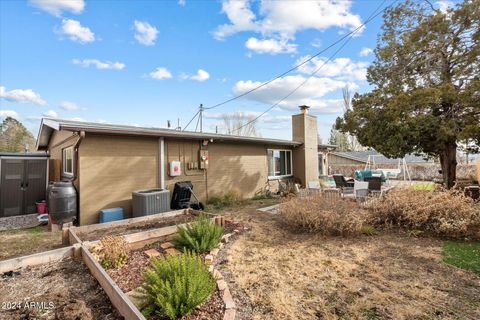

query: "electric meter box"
xmin=199 ymin=150 xmax=209 ymax=169
xmin=169 ymin=160 xmax=182 ymax=177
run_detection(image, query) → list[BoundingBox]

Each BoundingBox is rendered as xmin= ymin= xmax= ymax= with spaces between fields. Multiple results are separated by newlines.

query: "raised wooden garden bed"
xmin=1 ymin=209 xmax=244 ymax=320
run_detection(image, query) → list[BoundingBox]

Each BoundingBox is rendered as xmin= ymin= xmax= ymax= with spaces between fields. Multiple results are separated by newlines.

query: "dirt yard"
xmin=217 ymin=202 xmax=480 ymax=320
xmin=0 ymin=257 xmax=121 ymax=320
xmin=0 ymin=225 xmax=63 ymax=260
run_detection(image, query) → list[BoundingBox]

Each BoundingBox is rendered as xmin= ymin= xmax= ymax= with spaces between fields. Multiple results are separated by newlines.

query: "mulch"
xmin=103 ymin=217 xmax=247 ymax=319
xmin=107 ymin=250 xmax=150 ymax=292
xmin=0 ymin=257 xmax=122 ymax=320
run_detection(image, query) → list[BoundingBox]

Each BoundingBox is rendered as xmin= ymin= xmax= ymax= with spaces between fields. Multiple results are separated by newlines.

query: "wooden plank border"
xmin=80 ymin=245 xmax=146 ymax=320
xmin=0 ymin=245 xmax=79 ymax=273
xmin=72 ymin=209 xmax=187 ymax=234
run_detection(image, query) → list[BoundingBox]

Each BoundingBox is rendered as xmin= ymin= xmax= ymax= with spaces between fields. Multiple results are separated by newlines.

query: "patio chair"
xmin=333 ymin=174 xmax=354 ymax=196
xmin=306 ymin=180 xmax=321 ymax=196
xmin=364 ymin=176 xmax=382 ymax=196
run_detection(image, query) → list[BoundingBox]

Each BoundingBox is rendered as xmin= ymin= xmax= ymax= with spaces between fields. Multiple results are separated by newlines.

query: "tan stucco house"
xmin=36 ymin=106 xmax=330 ymax=225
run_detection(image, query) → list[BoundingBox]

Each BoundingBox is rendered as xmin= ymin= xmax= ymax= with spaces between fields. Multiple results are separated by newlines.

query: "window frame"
xmin=267 ymin=149 xmax=293 ymax=180
xmin=62 ymin=146 xmax=74 ymax=178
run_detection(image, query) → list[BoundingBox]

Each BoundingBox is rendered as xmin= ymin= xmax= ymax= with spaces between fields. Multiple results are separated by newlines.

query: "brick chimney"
xmin=292 ymin=105 xmax=318 ymax=186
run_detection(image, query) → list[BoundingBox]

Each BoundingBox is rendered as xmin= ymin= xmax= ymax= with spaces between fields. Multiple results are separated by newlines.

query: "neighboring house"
xmin=328 ymin=150 xmax=432 ymax=166
xmin=36 ymin=106 xmax=321 ymax=225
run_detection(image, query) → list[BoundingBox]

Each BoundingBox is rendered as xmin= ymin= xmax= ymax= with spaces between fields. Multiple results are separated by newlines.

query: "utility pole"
xmin=199 ymin=104 xmax=204 ymax=133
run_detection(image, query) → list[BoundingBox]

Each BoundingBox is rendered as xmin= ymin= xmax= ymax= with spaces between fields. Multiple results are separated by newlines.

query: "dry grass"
xmin=280 ymin=194 xmax=366 ymax=235
xmin=0 ymin=225 xmax=63 ymax=260
xmin=367 ymin=189 xmax=480 ymax=239
xmin=219 ymin=203 xmax=480 ymax=320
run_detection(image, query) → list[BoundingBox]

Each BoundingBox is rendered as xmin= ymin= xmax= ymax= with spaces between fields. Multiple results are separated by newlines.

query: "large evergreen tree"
xmin=0 ymin=117 xmax=36 ymax=152
xmin=336 ymin=0 xmax=480 ymax=188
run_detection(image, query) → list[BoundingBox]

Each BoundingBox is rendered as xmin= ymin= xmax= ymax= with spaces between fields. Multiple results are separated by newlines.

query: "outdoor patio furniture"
xmin=354 ymin=181 xmax=369 ymax=201
xmin=365 ymin=176 xmax=382 ymax=192
xmin=333 ymin=174 xmax=355 ymax=189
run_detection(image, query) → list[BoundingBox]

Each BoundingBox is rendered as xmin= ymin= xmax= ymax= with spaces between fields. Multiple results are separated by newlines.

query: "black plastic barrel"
xmin=47 ymin=181 xmax=77 ymax=224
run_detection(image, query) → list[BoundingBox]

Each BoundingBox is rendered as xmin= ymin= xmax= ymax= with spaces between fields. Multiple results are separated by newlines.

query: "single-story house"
xmin=37 ymin=106 xmax=327 ymax=225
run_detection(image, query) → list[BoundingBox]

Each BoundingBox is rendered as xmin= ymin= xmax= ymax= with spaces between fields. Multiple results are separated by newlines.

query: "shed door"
xmin=0 ymin=159 xmax=25 ymax=217
xmin=24 ymin=160 xmax=47 ymax=214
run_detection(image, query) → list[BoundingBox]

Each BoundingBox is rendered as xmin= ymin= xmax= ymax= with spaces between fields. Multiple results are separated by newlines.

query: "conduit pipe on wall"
xmin=70 ymin=130 xmax=85 ymax=183
xmin=159 ymin=137 xmax=165 ymax=189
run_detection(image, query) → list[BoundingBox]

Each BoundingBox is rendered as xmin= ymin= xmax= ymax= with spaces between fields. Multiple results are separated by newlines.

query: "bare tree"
xmin=222 ymin=112 xmax=261 ymax=137
xmin=342 ymin=86 xmax=363 ymax=151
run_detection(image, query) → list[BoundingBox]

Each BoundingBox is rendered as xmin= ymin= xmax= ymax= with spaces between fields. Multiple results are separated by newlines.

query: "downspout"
xmin=70 ymin=130 xmax=85 ymax=183
xmin=70 ymin=130 xmax=85 ymax=226
xmin=159 ymin=137 xmax=165 ymax=189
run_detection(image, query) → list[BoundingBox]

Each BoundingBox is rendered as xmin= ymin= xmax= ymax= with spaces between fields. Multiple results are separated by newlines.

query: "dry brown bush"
xmin=367 ymin=189 xmax=480 ymax=239
xmin=98 ymin=235 xmax=130 ymax=268
xmin=280 ymin=194 xmax=366 ymax=235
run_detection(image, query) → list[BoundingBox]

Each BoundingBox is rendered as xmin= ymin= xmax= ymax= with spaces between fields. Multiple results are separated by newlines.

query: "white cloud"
xmin=134 ymin=20 xmax=158 ymax=46
xmin=43 ymin=109 xmax=58 ymax=118
xmin=59 ymin=101 xmax=78 ymax=110
xmin=232 ymin=75 xmax=348 ymax=113
xmin=204 ymin=111 xmax=262 ymax=120
xmin=29 ymin=0 xmax=84 ymax=16
xmin=245 ymin=37 xmax=297 ymax=54
xmin=436 ymin=0 xmax=453 ymax=13
xmin=178 ymin=0 xmax=186 ymax=6
xmin=295 ymin=56 xmax=368 ymax=82
xmin=149 ymin=67 xmax=172 ymax=80
xmin=72 ymin=59 xmax=125 ymax=70
xmin=0 ymin=86 xmax=47 ymax=105
xmin=214 ymin=0 xmax=362 ymax=40
xmin=0 ymin=110 xmax=20 ymax=120
xmin=190 ymin=69 xmax=210 ymax=82
xmin=58 ymin=19 xmax=95 ymax=43
xmin=359 ymin=47 xmax=373 ymax=57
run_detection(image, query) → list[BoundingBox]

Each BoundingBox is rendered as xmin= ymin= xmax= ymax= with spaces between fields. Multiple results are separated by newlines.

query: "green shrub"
xmin=173 ymin=215 xmax=224 ymax=253
xmin=141 ymin=251 xmax=216 ymax=319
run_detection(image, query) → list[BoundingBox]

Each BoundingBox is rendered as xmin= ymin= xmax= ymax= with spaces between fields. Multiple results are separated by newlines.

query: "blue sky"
xmin=0 ymin=0 xmax=449 ymax=141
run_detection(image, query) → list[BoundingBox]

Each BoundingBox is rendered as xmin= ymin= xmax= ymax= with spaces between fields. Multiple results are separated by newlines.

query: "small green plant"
xmin=99 ymin=235 xmax=129 ymax=269
xmin=361 ymin=225 xmax=377 ymax=236
xmin=173 ymin=214 xmax=224 ymax=253
xmin=141 ymin=251 xmax=216 ymax=319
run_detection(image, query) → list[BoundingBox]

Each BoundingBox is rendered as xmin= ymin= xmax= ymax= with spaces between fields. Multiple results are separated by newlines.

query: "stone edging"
xmin=206 ymin=225 xmax=246 ymax=320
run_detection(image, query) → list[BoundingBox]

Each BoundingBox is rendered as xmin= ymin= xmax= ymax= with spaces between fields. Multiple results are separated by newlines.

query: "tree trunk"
xmin=439 ymin=141 xmax=457 ymax=189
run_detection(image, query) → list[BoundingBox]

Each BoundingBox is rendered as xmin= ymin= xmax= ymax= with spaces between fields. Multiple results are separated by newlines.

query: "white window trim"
xmin=62 ymin=146 xmax=74 ymax=178
xmin=267 ymin=149 xmax=293 ymax=180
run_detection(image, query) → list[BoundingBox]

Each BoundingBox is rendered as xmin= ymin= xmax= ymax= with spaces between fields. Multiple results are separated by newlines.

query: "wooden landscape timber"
xmin=0 ymin=245 xmax=79 ymax=274
xmin=80 ymin=244 xmax=146 ymax=320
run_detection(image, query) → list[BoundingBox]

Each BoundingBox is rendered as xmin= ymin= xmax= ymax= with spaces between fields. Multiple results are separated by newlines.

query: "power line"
xmin=182 ymin=110 xmax=199 ymax=131
xmin=230 ymin=0 xmax=393 ymax=134
xmin=203 ymin=0 xmax=390 ymax=111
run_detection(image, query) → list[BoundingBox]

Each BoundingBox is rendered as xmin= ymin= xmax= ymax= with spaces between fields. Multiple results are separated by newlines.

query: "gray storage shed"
xmin=0 ymin=153 xmax=48 ymax=217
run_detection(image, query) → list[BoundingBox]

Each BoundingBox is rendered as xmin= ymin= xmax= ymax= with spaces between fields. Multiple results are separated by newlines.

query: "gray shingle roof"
xmin=331 ymin=150 xmax=432 ymax=164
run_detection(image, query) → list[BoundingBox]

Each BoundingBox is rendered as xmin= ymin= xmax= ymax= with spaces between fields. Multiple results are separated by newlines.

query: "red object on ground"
xmin=36 ymin=200 xmax=47 ymax=214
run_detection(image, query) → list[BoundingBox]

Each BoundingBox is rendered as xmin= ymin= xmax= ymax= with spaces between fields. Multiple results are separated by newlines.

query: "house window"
xmin=268 ymin=149 xmax=292 ymax=178
xmin=62 ymin=146 xmax=74 ymax=177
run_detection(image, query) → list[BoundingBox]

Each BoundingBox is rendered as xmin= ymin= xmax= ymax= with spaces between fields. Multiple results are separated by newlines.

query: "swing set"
xmin=365 ymin=155 xmax=411 ymax=181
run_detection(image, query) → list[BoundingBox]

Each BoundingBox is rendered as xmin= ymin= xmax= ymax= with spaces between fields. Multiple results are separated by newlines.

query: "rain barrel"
xmin=47 ymin=181 xmax=77 ymax=224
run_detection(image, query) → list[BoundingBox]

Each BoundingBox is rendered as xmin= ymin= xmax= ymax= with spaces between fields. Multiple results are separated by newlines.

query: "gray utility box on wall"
xmin=132 ymin=188 xmax=170 ymax=217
